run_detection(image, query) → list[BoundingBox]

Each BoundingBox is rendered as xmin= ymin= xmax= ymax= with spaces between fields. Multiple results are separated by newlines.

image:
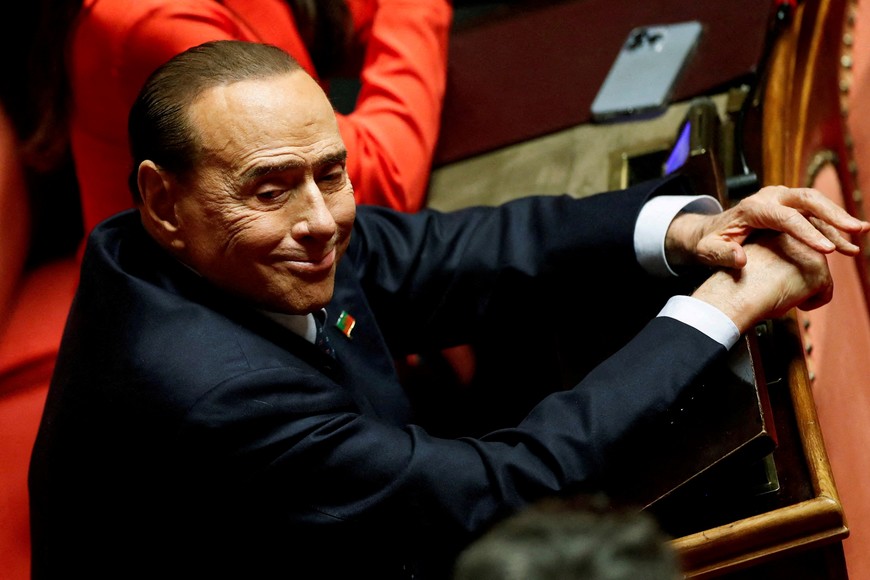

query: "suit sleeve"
xmin=348 ymin=176 xmax=694 ymax=353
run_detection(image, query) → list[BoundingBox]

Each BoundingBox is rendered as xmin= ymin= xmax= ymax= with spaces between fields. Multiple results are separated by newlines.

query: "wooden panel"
xmin=671 ymin=318 xmax=848 ymax=578
xmin=762 ymin=0 xmax=870 ymax=302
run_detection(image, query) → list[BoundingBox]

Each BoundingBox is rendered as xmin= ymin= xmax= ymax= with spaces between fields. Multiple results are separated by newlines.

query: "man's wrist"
xmin=635 ymin=195 xmax=722 ymax=277
xmin=657 ymin=294 xmax=741 ymax=349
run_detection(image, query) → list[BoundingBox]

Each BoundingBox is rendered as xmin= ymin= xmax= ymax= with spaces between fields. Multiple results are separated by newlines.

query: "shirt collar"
xmin=260 ymin=309 xmax=327 ymax=345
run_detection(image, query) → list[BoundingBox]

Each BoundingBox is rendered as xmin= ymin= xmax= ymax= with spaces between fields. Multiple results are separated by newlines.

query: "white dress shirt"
xmin=260 ymin=309 xmax=319 ymax=344
xmin=635 ymin=194 xmax=740 ymax=349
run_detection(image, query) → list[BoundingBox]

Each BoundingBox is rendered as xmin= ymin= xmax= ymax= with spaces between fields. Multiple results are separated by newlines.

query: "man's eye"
xmin=256 ymin=190 xmax=285 ymax=202
xmin=318 ymin=170 xmax=346 ymax=190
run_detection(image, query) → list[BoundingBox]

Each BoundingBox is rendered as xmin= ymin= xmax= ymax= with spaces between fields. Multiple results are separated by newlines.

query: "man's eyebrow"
xmin=240 ymin=149 xmax=348 ymax=182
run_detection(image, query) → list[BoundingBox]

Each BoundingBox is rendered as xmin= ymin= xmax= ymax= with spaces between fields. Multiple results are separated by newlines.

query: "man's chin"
xmin=272 ymin=285 xmax=335 ymax=316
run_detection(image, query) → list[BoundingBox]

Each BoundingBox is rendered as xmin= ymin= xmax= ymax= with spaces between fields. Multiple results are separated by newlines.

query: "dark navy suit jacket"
xmin=29 ymin=178 xmax=725 ymax=578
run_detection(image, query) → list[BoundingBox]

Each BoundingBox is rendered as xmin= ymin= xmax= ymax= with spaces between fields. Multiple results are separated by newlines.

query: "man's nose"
xmin=290 ymin=181 xmax=337 ymax=241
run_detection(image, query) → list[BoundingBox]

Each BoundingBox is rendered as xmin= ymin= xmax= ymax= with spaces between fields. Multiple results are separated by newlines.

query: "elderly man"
xmin=29 ymin=40 xmax=868 ymax=579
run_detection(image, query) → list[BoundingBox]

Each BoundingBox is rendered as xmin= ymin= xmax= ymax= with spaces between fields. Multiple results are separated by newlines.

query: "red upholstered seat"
xmin=847 ymin=0 xmax=870 ymax=225
xmin=799 ymin=2 xmax=870 ymax=573
xmin=762 ymin=1 xmax=870 ymax=575
xmin=0 ymin=105 xmax=78 ymax=580
xmin=799 ymin=165 xmax=870 ymax=580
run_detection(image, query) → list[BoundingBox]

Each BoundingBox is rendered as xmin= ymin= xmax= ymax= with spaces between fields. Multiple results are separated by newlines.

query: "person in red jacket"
xmin=32 ymin=0 xmax=451 ymax=241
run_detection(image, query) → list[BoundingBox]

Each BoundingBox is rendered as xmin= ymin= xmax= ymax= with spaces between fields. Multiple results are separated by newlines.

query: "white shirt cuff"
xmin=657 ymin=295 xmax=740 ymax=349
xmin=634 ymin=195 xmax=722 ymax=277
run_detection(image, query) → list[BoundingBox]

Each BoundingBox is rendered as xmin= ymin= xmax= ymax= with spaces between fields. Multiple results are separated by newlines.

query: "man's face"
xmin=169 ymin=71 xmax=356 ymax=314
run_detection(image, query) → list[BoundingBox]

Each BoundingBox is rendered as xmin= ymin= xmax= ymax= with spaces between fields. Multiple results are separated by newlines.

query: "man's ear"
xmin=137 ymin=160 xmax=185 ymax=250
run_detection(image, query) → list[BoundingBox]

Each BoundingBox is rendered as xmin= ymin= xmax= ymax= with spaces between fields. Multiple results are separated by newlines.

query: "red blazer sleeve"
xmin=338 ymin=0 xmax=453 ymax=212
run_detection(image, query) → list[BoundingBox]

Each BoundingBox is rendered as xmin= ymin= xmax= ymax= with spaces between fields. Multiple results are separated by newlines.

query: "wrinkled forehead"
xmin=186 ymin=71 xmax=340 ymax=156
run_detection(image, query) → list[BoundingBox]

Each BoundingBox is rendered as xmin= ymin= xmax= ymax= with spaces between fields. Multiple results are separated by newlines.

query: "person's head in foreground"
xmin=453 ymin=495 xmax=682 ymax=580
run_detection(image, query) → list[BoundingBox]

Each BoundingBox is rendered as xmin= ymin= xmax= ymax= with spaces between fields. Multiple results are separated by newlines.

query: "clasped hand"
xmin=667 ymin=185 xmax=870 ymax=269
xmin=668 ymin=186 xmax=870 ymax=333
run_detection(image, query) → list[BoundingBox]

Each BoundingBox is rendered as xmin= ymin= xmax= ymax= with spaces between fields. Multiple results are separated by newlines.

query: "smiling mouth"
xmin=282 ymin=248 xmax=336 ymax=274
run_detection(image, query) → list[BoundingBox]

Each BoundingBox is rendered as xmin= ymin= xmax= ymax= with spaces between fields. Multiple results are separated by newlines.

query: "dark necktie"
xmin=313 ymin=310 xmax=336 ymax=358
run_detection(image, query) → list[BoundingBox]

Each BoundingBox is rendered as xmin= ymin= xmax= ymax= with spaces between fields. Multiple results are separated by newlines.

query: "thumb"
xmin=695 ymin=238 xmax=747 ymax=269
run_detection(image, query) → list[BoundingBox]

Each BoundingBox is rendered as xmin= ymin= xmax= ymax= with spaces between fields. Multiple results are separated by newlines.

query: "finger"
xmin=740 ymin=203 xmax=838 ymax=253
xmin=808 ymin=216 xmax=861 ymax=256
xmin=778 ymin=187 xmax=870 ymax=233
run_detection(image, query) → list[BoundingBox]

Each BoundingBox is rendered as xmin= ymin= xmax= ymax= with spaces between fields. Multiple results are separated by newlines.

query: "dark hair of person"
xmin=17 ymin=1 xmax=85 ymax=172
xmin=287 ymin=0 xmax=353 ymax=77
xmin=127 ymin=40 xmax=304 ymax=202
xmin=6 ymin=1 xmax=85 ymax=265
xmin=452 ymin=495 xmax=683 ymax=580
